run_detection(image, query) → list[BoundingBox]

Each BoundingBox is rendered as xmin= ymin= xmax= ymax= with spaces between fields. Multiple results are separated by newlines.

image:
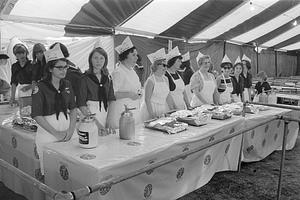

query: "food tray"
xmin=144 ymin=119 xmax=188 ymax=134
xmin=177 ymin=117 xmax=207 ymax=126
xmin=211 ymin=113 xmax=232 ymax=120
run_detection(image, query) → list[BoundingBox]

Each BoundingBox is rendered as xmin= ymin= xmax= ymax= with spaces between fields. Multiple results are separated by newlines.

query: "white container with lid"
xmin=77 ymin=115 xmax=98 ymax=148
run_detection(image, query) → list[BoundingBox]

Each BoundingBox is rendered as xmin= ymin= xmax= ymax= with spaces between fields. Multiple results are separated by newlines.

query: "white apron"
xmin=191 ymin=71 xmax=216 ymax=107
xmin=35 ymin=112 xmax=74 ymax=174
xmin=169 ymin=72 xmax=186 ymax=110
xmin=107 ymin=66 xmax=141 ymax=129
xmin=87 ymin=101 xmax=107 ymax=127
xmin=220 ymin=74 xmax=233 ymax=104
xmin=140 ymin=75 xmax=169 ymax=121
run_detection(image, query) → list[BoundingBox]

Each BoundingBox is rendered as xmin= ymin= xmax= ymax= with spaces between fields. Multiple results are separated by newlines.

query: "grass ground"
xmin=1 ymin=136 xmax=299 ymax=200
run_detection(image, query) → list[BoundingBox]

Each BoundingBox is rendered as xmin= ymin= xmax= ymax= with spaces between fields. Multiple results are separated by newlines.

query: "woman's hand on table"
xmin=9 ymin=98 xmax=18 ymax=107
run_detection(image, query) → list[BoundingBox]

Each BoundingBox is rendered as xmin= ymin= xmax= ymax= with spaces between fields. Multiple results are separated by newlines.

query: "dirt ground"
xmin=1 ymin=136 xmax=299 ymax=200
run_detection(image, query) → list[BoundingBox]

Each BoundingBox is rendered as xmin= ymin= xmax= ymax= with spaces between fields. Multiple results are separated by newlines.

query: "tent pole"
xmin=275 ymin=51 xmax=278 ymax=77
xmin=223 ymin=41 xmax=226 ymax=57
xmin=256 ymin=46 xmax=259 ymax=74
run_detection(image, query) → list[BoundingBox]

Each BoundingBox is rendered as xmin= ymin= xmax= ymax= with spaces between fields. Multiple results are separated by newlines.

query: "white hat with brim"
xmin=147 ymin=48 xmax=166 ymax=64
xmin=115 ymin=36 xmax=134 ymax=54
xmin=44 ymin=43 xmax=65 ymax=63
xmin=166 ymin=46 xmax=181 ymax=62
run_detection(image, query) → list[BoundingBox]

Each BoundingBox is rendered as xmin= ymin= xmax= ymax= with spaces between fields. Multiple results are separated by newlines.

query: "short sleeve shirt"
xmin=31 ymin=79 xmax=76 ymax=118
xmin=11 ymin=60 xmax=35 ymax=85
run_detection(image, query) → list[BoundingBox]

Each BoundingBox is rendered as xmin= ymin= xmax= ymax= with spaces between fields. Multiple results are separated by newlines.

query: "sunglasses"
xmin=54 ymin=65 xmax=69 ymax=70
xmin=223 ymin=67 xmax=231 ymax=69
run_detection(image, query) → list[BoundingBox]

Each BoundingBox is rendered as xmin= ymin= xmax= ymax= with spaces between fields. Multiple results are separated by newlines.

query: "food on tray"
xmin=211 ymin=108 xmax=232 ymax=120
xmin=177 ymin=113 xmax=211 ymax=126
xmin=12 ymin=116 xmax=38 ymax=132
xmin=20 ymin=105 xmax=32 ymax=117
xmin=145 ymin=117 xmax=188 ymax=134
xmin=170 ymin=110 xmax=193 ymax=118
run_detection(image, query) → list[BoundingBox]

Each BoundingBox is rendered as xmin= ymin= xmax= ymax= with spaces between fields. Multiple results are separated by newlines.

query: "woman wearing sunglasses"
xmin=140 ymin=48 xmax=174 ymax=121
xmin=216 ymin=55 xmax=233 ymax=104
xmin=77 ymin=47 xmax=115 ymax=134
xmin=31 ymin=44 xmax=77 ymax=174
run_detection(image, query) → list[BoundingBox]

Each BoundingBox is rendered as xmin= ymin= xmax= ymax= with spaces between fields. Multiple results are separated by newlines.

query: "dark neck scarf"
xmin=87 ymin=72 xmax=108 ymax=111
xmin=42 ymin=79 xmax=68 ymax=120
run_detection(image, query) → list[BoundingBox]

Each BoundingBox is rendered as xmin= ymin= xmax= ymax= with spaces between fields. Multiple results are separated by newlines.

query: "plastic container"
xmin=77 ymin=115 xmax=98 ymax=148
xmin=119 ymin=105 xmax=135 ymax=140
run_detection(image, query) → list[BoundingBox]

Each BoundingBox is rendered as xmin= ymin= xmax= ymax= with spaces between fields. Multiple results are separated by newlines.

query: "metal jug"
xmin=119 ymin=105 xmax=135 ymax=140
xmin=77 ymin=114 xmax=98 ymax=148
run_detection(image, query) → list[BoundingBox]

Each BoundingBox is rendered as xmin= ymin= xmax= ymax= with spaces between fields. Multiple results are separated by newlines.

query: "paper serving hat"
xmin=147 ymin=48 xmax=166 ymax=63
xmin=115 ymin=36 xmax=134 ymax=54
xmin=182 ymin=52 xmax=190 ymax=62
xmin=242 ymin=54 xmax=251 ymax=63
xmin=166 ymin=46 xmax=181 ymax=61
xmin=234 ymin=56 xmax=242 ymax=65
xmin=44 ymin=43 xmax=65 ymax=63
xmin=196 ymin=51 xmax=204 ymax=63
xmin=221 ymin=54 xmax=231 ymax=64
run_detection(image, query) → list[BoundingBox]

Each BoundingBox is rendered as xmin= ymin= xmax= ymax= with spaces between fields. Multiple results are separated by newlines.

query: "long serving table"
xmin=0 ymin=104 xmax=299 ymax=200
xmin=44 ymin=116 xmax=244 ymax=200
xmin=0 ymin=105 xmax=45 ymax=200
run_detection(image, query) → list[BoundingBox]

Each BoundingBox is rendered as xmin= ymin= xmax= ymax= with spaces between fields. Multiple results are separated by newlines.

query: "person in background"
xmin=255 ymin=71 xmax=271 ymax=95
xmin=134 ymin=54 xmax=145 ymax=86
xmin=242 ymin=54 xmax=252 ymax=102
xmin=178 ymin=51 xmax=194 ymax=104
xmin=165 ymin=47 xmax=190 ymax=110
xmin=216 ymin=55 xmax=233 ymax=104
xmin=77 ymin=47 xmax=115 ymax=134
xmin=10 ymin=44 xmax=35 ymax=106
xmin=32 ymin=43 xmax=46 ymax=81
xmin=140 ymin=48 xmax=174 ymax=121
xmin=31 ymin=44 xmax=77 ymax=174
xmin=190 ymin=53 xmax=220 ymax=107
xmin=231 ymin=56 xmax=244 ymax=102
xmin=107 ymin=37 xmax=142 ymax=128
xmin=0 ymin=51 xmax=11 ymax=99
xmin=49 ymin=42 xmax=82 ymax=105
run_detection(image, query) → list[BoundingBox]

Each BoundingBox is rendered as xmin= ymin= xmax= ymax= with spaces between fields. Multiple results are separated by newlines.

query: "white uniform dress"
xmin=107 ymin=63 xmax=141 ymax=128
xmin=167 ymin=72 xmax=186 ymax=110
xmin=219 ymin=74 xmax=233 ymax=104
xmin=190 ymin=71 xmax=216 ymax=107
xmin=140 ymin=75 xmax=169 ymax=121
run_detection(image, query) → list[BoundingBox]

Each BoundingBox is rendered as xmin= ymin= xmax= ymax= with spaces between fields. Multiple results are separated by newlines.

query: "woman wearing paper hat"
xmin=165 ymin=47 xmax=190 ymax=110
xmin=77 ymin=47 xmax=116 ymax=134
xmin=190 ymin=53 xmax=219 ymax=107
xmin=216 ymin=55 xmax=234 ymax=104
xmin=10 ymin=43 xmax=35 ymax=106
xmin=31 ymin=44 xmax=77 ymax=174
xmin=231 ymin=56 xmax=244 ymax=102
xmin=241 ymin=54 xmax=252 ymax=102
xmin=106 ymin=37 xmax=142 ymax=128
xmin=140 ymin=48 xmax=174 ymax=120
